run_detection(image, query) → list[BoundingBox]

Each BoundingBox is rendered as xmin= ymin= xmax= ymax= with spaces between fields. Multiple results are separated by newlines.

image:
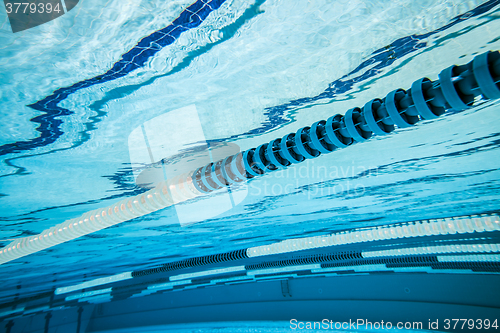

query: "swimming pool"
xmin=1 ymin=0 xmax=500 ymax=331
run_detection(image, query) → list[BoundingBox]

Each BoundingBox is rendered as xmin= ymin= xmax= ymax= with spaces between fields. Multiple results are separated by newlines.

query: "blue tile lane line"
xmin=0 ymin=0 xmax=227 ymax=156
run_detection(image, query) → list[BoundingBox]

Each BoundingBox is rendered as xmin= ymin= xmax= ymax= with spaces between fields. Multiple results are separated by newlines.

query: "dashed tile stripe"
xmin=0 ymin=0 xmax=227 ymax=156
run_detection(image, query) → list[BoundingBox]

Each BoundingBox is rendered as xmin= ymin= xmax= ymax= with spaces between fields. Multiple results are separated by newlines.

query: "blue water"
xmin=1 ymin=0 xmax=500 ymax=331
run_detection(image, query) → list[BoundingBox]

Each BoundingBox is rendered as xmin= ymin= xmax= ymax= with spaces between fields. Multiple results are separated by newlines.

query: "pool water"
xmin=0 ymin=0 xmax=499 ymax=331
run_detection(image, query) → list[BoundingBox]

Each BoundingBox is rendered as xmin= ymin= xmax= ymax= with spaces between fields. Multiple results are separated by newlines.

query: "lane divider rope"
xmin=1 ymin=51 xmax=499 ymax=265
